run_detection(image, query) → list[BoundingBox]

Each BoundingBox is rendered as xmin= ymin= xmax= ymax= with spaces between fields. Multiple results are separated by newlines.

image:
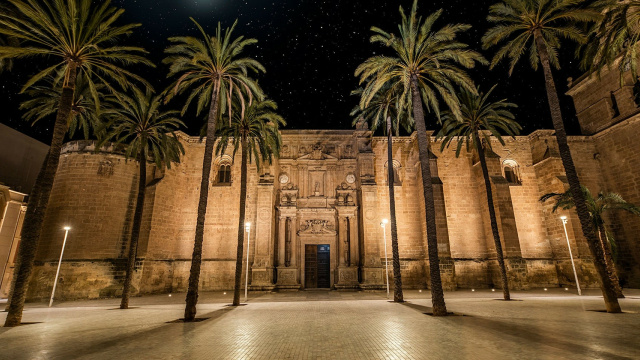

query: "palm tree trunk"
xmin=120 ymin=146 xmax=147 ymax=309
xmin=4 ymin=63 xmax=78 ymax=327
xmin=410 ymin=75 xmax=447 ymax=316
xmin=534 ymin=31 xmax=621 ymax=313
xmin=387 ymin=117 xmax=404 ymax=303
xmin=474 ymin=133 xmax=510 ymax=301
xmin=233 ymin=135 xmax=249 ymax=306
xmin=184 ymin=81 xmax=221 ymax=321
xmin=597 ymin=223 xmax=624 ymax=298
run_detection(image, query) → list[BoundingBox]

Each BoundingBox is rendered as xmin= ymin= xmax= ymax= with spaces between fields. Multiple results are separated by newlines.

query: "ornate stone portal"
xmin=274 ymin=138 xmax=365 ymax=290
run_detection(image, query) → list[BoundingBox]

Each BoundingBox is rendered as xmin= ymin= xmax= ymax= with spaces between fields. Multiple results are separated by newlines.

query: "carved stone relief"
xmin=97 ymin=160 xmax=114 ymax=177
xmin=298 ymin=220 xmax=336 ymax=235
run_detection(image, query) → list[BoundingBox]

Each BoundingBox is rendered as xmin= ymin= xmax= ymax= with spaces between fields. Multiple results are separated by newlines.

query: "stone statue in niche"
xmin=310 ymin=144 xmax=324 ymax=160
xmin=314 ymin=181 xmax=320 ymax=196
xmin=345 ymin=145 xmax=354 ymax=157
xmin=97 ymin=160 xmax=114 ymax=177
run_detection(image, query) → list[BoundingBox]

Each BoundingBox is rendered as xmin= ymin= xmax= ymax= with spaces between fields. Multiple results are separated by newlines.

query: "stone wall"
xmin=25 ymin=119 xmax=638 ymax=300
xmin=568 ymin=63 xmax=640 ymax=288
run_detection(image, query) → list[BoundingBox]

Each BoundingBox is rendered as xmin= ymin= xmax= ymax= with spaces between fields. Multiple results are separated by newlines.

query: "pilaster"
xmin=250 ymin=174 xmax=277 ymax=290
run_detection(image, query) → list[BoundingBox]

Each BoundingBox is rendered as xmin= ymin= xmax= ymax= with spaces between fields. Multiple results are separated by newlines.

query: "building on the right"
xmin=566 ymin=65 xmax=640 ymax=288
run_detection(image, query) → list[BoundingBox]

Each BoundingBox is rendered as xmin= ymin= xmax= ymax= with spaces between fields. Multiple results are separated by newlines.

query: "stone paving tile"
xmin=1 ymin=289 xmax=639 ymax=359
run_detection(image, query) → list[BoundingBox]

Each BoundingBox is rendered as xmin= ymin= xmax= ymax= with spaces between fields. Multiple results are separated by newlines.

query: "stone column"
xmin=349 ymin=215 xmax=359 ymax=267
xmin=277 ymin=215 xmax=286 ymax=267
xmin=338 ymin=217 xmax=347 ymax=266
xmin=276 ymin=207 xmax=300 ymax=289
xmin=335 ymin=209 xmax=359 ymax=289
xmin=345 ymin=217 xmax=351 ymax=266
xmin=285 ymin=217 xmax=292 ymax=267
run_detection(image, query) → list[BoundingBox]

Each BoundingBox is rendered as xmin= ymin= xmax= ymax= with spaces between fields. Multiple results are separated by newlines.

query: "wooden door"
xmin=305 ymin=245 xmax=317 ymax=288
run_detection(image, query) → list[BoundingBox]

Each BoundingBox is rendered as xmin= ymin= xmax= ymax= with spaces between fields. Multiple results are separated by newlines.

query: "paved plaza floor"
xmin=1 ymin=289 xmax=639 ymax=359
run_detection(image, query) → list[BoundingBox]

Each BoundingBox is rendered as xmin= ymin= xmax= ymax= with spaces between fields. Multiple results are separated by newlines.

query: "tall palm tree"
xmin=0 ymin=35 xmax=17 ymax=74
xmin=579 ymin=1 xmax=640 ymax=83
xmin=0 ymin=4 xmax=17 ymax=74
xmin=98 ymin=87 xmax=185 ymax=309
xmin=437 ymin=85 xmax=520 ymax=301
xmin=355 ymin=0 xmax=486 ymax=316
xmin=482 ymin=0 xmax=622 ymax=313
xmin=0 ymin=0 xmax=152 ymax=327
xmin=216 ymin=100 xmax=284 ymax=306
xmin=163 ymin=18 xmax=265 ymax=321
xmin=541 ymin=186 xmax=640 ymax=298
xmin=351 ymin=83 xmax=411 ymax=302
xmin=21 ymin=73 xmax=105 ymax=140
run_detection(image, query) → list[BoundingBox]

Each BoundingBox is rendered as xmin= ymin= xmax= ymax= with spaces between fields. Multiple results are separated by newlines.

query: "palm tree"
xmin=215 ymin=100 xmax=284 ymax=306
xmin=482 ymin=0 xmax=622 ymax=313
xmin=579 ymin=1 xmax=640 ymax=83
xmin=437 ymin=85 xmax=520 ymax=301
xmin=351 ymin=83 xmax=411 ymax=302
xmin=355 ymin=0 xmax=486 ymax=316
xmin=21 ymin=73 xmax=105 ymax=140
xmin=163 ymin=18 xmax=265 ymax=321
xmin=0 ymin=0 xmax=152 ymax=327
xmin=0 ymin=4 xmax=17 ymax=74
xmin=98 ymin=87 xmax=185 ymax=309
xmin=540 ymin=186 xmax=640 ymax=298
xmin=0 ymin=35 xmax=17 ymax=74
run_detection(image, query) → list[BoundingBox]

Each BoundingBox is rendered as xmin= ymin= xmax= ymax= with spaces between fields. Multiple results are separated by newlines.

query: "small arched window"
xmin=503 ymin=160 xmax=521 ymax=185
xmin=218 ymin=164 xmax=232 ymax=185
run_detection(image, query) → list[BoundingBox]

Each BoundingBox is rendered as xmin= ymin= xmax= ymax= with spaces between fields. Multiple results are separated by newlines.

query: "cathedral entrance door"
xmin=304 ymin=244 xmax=331 ymax=289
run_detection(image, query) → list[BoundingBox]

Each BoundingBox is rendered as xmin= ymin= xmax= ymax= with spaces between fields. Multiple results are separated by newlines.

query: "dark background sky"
xmin=0 ymin=0 xmax=585 ymax=144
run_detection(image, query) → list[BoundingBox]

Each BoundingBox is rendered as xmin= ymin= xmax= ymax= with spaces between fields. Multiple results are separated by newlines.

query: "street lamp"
xmin=49 ymin=226 xmax=71 ymax=307
xmin=560 ymin=216 xmax=582 ymax=296
xmin=244 ymin=222 xmax=251 ymax=303
xmin=380 ymin=219 xmax=389 ymax=299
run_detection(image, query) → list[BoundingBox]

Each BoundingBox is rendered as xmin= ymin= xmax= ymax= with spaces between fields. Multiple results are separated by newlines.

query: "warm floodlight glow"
xmin=245 ymin=222 xmax=251 ymax=232
xmin=50 ymin=226 xmax=72 ymax=307
xmin=382 ymin=218 xmax=389 ymax=224
xmin=560 ymin=216 xmax=582 ymax=296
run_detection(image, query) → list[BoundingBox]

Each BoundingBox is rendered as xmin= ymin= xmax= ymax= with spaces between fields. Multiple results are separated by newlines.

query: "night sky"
xmin=0 ymin=0 xmax=584 ymax=144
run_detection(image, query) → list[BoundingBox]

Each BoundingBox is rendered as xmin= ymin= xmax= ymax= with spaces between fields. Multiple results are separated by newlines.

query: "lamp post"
xmin=244 ymin=222 xmax=251 ymax=303
xmin=561 ymin=216 xmax=582 ymax=296
xmin=380 ymin=219 xmax=389 ymax=299
xmin=49 ymin=226 xmax=71 ymax=307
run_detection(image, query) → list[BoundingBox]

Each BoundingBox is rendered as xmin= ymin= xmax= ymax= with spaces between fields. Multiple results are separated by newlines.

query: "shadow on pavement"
xmin=445 ymin=312 xmax=633 ymax=359
xmin=59 ymin=307 xmax=236 ymax=359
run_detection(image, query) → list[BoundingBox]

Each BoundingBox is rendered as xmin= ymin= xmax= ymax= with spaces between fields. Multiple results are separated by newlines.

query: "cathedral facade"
xmin=13 ymin=66 xmax=640 ymax=300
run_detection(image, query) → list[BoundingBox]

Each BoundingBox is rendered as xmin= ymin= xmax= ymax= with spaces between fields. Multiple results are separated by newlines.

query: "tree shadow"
xmin=403 ymin=302 xmax=631 ymax=359
xmin=401 ymin=301 xmax=467 ymax=316
xmin=58 ymin=307 xmax=236 ymax=359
